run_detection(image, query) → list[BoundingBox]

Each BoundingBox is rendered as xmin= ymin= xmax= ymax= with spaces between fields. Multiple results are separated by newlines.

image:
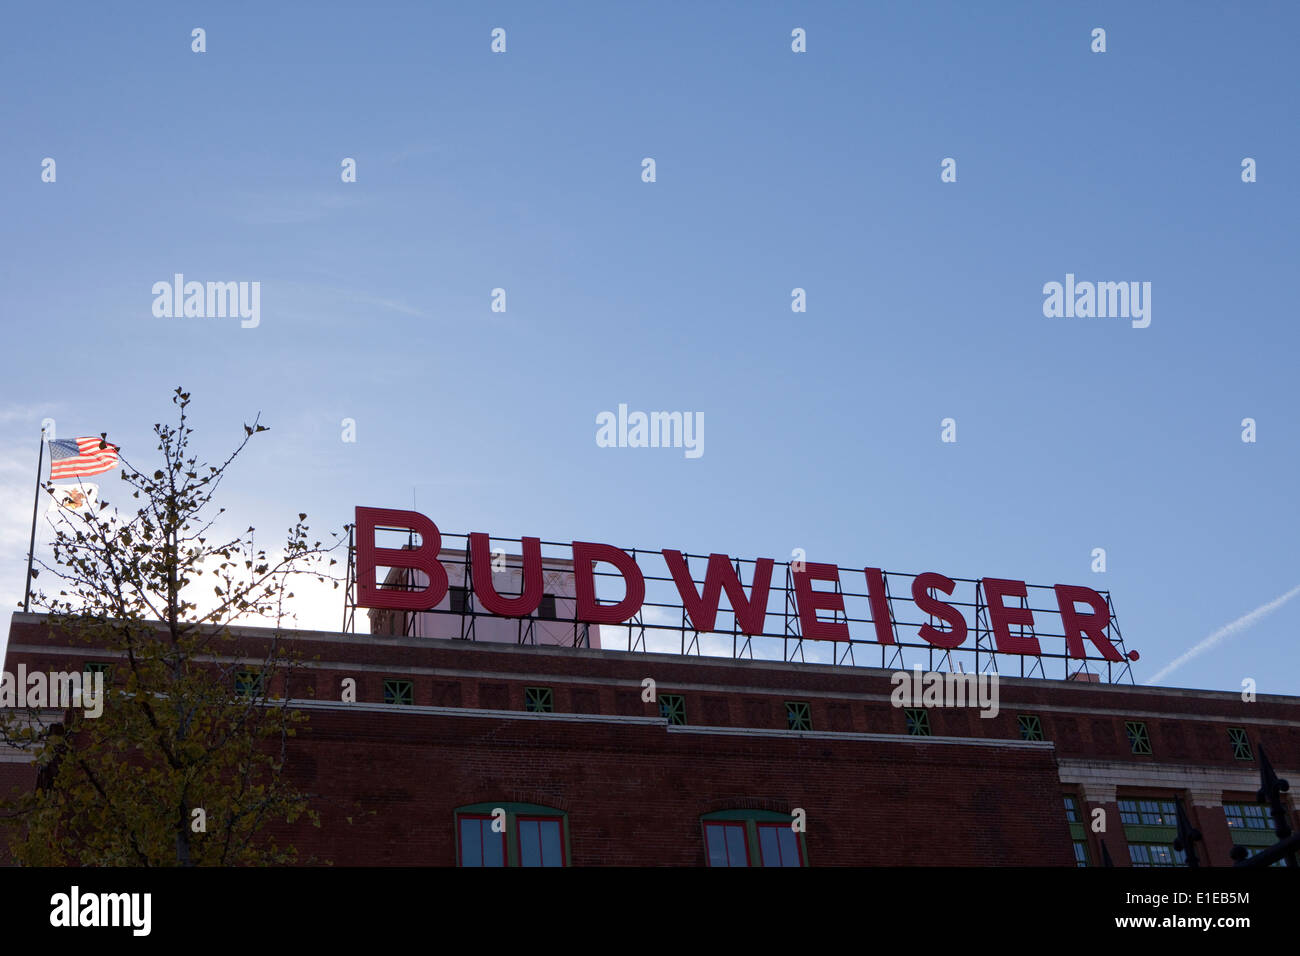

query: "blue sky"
xmin=1 ymin=2 xmax=1297 ymax=694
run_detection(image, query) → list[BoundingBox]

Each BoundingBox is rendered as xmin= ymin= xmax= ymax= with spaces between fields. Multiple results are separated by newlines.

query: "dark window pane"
xmin=539 ymin=594 xmax=557 ymax=620
xmin=725 ymin=824 xmax=747 ymax=866
xmin=539 ymin=819 xmax=563 ymax=866
xmin=705 ymin=824 xmax=730 ymax=867
xmin=460 ymin=817 xmax=482 ymax=867
xmin=759 ymin=825 xmax=780 ymax=866
xmin=518 ymin=819 xmax=541 ymax=867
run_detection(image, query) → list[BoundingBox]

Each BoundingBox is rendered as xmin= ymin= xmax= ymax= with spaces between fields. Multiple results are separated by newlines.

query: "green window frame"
xmin=84 ymin=661 xmax=112 ymax=681
xmin=384 ymin=679 xmax=414 ymax=706
xmin=785 ymin=700 xmax=812 ymax=731
xmin=701 ymin=809 xmax=808 ymax=867
xmin=1125 ymin=721 xmax=1152 ymax=755
xmin=454 ymin=802 xmax=570 ymax=867
xmin=1017 ymin=714 xmax=1044 ymax=741
xmin=234 ymin=669 xmax=264 ymax=698
xmin=904 ymin=708 xmax=930 ymax=736
xmin=1228 ymin=727 xmax=1253 ymax=761
xmin=659 ymin=694 xmax=686 ymax=725
xmin=524 ymin=686 xmax=554 ymax=713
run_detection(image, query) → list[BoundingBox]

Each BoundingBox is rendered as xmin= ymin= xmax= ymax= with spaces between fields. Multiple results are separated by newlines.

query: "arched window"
xmin=701 ymin=809 xmax=807 ymax=867
xmin=455 ymin=803 xmax=569 ymax=867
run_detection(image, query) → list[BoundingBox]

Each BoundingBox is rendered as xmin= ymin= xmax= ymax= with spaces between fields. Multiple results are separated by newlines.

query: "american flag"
xmin=48 ymin=437 xmax=120 ymax=480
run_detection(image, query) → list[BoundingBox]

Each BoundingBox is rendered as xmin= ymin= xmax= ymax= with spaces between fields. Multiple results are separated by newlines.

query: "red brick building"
xmin=3 ymin=610 xmax=1297 ymax=867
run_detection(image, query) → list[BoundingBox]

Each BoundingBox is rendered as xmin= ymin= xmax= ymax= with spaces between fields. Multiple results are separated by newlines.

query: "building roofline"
xmin=8 ymin=611 xmax=1297 ymax=704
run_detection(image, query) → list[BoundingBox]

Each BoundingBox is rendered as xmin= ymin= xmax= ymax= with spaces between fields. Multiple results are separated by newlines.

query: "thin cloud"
xmin=1144 ymin=584 xmax=1300 ymax=685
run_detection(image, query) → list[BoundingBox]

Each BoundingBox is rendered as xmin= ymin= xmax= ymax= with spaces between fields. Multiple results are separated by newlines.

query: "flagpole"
xmin=22 ymin=428 xmax=46 ymax=613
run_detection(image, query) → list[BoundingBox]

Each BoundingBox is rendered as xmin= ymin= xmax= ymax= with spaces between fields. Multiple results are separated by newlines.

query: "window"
xmin=785 ymin=701 xmax=812 ymax=731
xmin=1125 ymin=721 xmax=1152 ymax=755
xmin=1240 ymin=846 xmax=1286 ymax=867
xmin=84 ymin=661 xmax=112 ymax=678
xmin=384 ymin=679 xmax=414 ymax=706
xmin=704 ymin=822 xmax=749 ymax=867
xmin=1064 ymin=795 xmax=1088 ymax=866
xmin=1228 ymin=727 xmax=1253 ymax=761
xmin=1064 ymin=795 xmax=1080 ymax=823
xmin=1119 ymin=799 xmax=1176 ymax=826
xmin=701 ymin=810 xmax=807 ymax=867
xmin=234 ymin=669 xmax=264 ymax=697
xmin=1128 ymin=843 xmax=1185 ymax=867
xmin=1017 ymin=714 xmax=1044 ymax=741
xmin=1225 ymin=802 xmax=1286 ymax=865
xmin=516 ymin=816 xmax=565 ymax=866
xmin=457 ymin=815 xmax=506 ymax=867
xmin=1224 ymin=802 xmax=1271 ymax=831
xmin=538 ymin=593 xmax=557 ymax=620
xmin=524 ymin=686 xmax=554 ymax=713
xmin=756 ymin=823 xmax=804 ymax=866
xmin=455 ymin=803 xmax=569 ymax=867
xmin=904 ymin=708 xmax=930 ymax=736
xmin=1119 ymin=797 xmax=1182 ymax=867
xmin=449 ymin=586 xmax=468 ymax=614
xmin=659 ymin=694 xmax=686 ymax=725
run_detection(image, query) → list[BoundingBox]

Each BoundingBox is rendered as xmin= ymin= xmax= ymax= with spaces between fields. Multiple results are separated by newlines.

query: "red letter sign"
xmin=572 ymin=542 xmax=646 ymax=624
xmin=863 ymin=568 xmax=896 ymax=645
xmin=469 ymin=532 xmax=544 ymax=617
xmin=793 ymin=563 xmax=849 ymax=641
xmin=912 ymin=572 xmax=968 ymax=649
xmin=982 ymin=578 xmax=1040 ymax=655
xmin=663 ymin=551 xmax=773 ymax=635
xmin=354 ymin=506 xmax=448 ymax=610
xmin=1054 ymin=584 xmax=1123 ymax=661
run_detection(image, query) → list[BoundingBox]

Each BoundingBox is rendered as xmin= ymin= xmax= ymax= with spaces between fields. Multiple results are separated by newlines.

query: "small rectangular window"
xmin=1119 ymin=798 xmax=1176 ymax=826
xmin=904 ymin=708 xmax=930 ymax=736
xmin=234 ymin=669 xmax=264 ymax=697
xmin=1224 ymin=802 xmax=1271 ymax=831
xmin=1017 ymin=714 xmax=1044 ymax=741
xmin=1128 ymin=843 xmax=1184 ymax=867
xmin=84 ymin=661 xmax=112 ymax=681
xmin=1228 ymin=727 xmax=1253 ymax=761
xmin=1125 ymin=721 xmax=1152 ymax=755
xmin=1064 ymin=795 xmax=1079 ymax=823
xmin=757 ymin=823 xmax=803 ymax=866
xmin=384 ymin=679 xmax=414 ymax=706
xmin=538 ymin=594 xmax=557 ymax=620
xmin=1072 ymin=840 xmax=1089 ymax=867
xmin=704 ymin=822 xmax=748 ymax=867
xmin=785 ymin=701 xmax=812 ymax=731
xmin=458 ymin=815 xmax=506 ymax=867
xmin=659 ymin=694 xmax=686 ymax=725
xmin=517 ymin=816 xmax=564 ymax=866
xmin=524 ymin=686 xmax=554 ymax=713
xmin=449 ymin=586 xmax=468 ymax=614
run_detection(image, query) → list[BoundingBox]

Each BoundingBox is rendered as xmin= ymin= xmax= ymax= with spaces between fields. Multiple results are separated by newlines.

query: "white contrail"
xmin=1144 ymin=583 xmax=1300 ymax=685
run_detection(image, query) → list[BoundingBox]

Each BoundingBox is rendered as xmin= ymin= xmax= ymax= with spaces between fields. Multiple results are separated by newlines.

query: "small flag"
xmin=47 ymin=483 xmax=98 ymax=515
xmin=48 ymin=437 xmax=120 ymax=480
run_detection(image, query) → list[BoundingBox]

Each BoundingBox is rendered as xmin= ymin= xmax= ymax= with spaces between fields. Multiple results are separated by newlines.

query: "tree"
xmin=0 ymin=388 xmax=346 ymax=865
